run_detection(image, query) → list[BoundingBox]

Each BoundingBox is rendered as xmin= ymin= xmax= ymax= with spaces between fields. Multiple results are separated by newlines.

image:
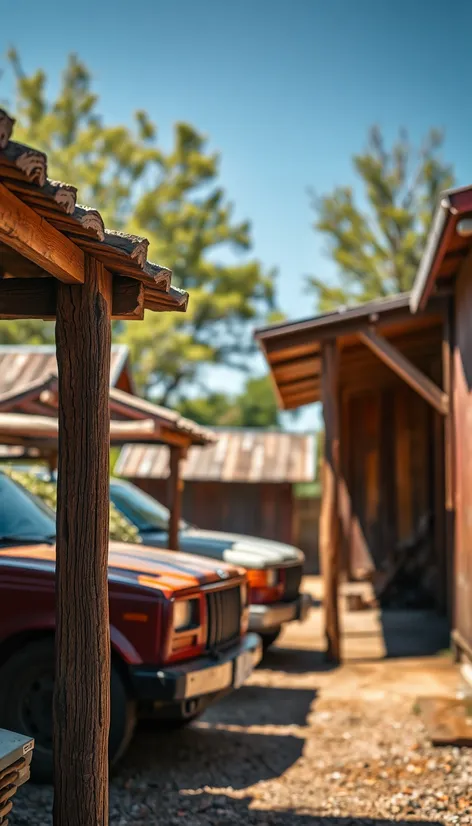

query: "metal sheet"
xmin=116 ymin=430 xmax=317 ymax=484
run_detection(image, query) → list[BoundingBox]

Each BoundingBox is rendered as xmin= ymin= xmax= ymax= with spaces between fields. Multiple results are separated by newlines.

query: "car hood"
xmin=0 ymin=541 xmax=243 ymax=596
xmin=140 ymin=527 xmax=305 ymax=570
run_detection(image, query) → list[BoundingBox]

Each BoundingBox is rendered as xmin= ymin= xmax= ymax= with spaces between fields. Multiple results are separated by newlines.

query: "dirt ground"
xmin=10 ymin=578 xmax=472 ymax=825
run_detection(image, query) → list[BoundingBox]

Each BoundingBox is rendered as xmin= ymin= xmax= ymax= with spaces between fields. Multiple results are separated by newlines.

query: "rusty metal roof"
xmin=0 ymin=344 xmax=130 ymax=396
xmin=0 ymin=109 xmax=188 ymax=312
xmin=0 ymin=353 xmax=214 ymax=447
xmin=115 ymin=429 xmax=316 ymax=483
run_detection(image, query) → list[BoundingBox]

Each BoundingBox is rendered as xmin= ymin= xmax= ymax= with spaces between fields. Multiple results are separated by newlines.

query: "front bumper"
xmin=130 ymin=632 xmax=262 ymax=703
xmin=248 ymin=592 xmax=312 ymax=633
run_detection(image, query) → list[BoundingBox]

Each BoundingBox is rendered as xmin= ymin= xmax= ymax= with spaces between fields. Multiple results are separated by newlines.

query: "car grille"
xmin=206 ymin=585 xmax=241 ymax=650
xmin=283 ymin=565 xmax=303 ymax=602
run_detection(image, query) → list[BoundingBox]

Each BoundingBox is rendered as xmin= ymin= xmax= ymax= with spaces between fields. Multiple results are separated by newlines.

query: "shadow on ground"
xmin=156 ymin=792 xmax=446 ymax=825
xmin=124 ymin=684 xmax=315 ymax=790
xmin=379 ymin=609 xmax=450 ymax=658
xmin=259 ymin=646 xmax=336 ymax=675
xmin=338 ymin=608 xmax=450 ymax=660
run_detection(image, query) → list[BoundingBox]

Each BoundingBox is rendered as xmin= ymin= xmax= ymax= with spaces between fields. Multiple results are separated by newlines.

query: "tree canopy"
xmin=308 ymin=126 xmax=454 ymax=311
xmin=177 ymin=374 xmax=280 ymax=428
xmin=2 ymin=50 xmax=277 ymax=407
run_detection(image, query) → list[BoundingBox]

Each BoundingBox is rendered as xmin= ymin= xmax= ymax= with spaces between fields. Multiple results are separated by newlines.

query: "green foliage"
xmin=177 ymin=374 xmax=280 ymax=427
xmin=3 ymin=51 xmax=277 ymax=404
xmin=309 ymin=126 xmax=454 ymax=311
xmin=6 ymin=467 xmax=141 ymax=544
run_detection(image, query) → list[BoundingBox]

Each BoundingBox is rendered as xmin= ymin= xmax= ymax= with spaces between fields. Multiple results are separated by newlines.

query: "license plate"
xmin=234 ymin=650 xmax=254 ymax=688
xmin=184 ymin=662 xmax=232 ymax=699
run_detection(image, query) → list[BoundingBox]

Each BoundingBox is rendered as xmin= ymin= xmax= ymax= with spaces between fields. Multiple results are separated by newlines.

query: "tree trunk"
xmin=54 ymin=256 xmax=112 ymax=826
xmin=168 ymin=446 xmax=183 ymax=550
xmin=319 ymin=340 xmax=341 ymax=663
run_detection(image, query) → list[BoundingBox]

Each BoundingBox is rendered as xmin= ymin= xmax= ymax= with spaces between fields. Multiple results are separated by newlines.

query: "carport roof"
xmin=255 ymin=294 xmax=413 ymax=409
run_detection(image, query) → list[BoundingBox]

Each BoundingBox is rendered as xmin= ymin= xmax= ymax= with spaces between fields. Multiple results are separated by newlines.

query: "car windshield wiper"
xmin=0 ymin=534 xmax=55 ymax=546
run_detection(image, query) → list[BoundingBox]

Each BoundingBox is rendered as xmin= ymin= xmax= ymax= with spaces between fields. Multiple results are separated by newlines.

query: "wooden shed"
xmin=411 ymin=183 xmax=472 ymax=671
xmin=115 ymin=429 xmax=318 ymax=560
xmin=256 ymin=292 xmax=450 ymax=661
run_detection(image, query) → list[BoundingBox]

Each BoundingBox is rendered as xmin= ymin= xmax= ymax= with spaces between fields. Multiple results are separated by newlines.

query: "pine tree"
xmin=309 ymin=126 xmax=454 ymax=311
xmin=3 ymin=50 xmax=277 ymax=405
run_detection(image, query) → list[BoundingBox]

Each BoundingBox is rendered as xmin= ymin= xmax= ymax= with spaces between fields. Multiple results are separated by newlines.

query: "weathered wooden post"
xmin=54 ymin=257 xmax=112 ymax=826
xmin=319 ymin=340 xmax=341 ymax=663
xmin=168 ymin=445 xmax=184 ymax=550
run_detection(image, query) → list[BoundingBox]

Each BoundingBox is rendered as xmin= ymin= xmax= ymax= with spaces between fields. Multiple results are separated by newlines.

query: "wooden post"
xmin=168 ymin=446 xmax=183 ymax=550
xmin=319 ymin=340 xmax=341 ymax=663
xmin=54 ymin=256 xmax=112 ymax=826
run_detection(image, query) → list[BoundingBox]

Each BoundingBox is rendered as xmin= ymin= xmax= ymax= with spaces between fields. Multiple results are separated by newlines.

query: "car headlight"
xmin=173 ymin=600 xmax=195 ymax=631
xmin=266 ymin=569 xmax=278 ymax=587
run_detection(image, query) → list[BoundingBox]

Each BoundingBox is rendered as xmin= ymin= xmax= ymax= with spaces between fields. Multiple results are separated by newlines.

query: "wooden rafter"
xmin=358 ymin=328 xmax=449 ymax=416
xmin=0 ymin=183 xmax=84 ymax=284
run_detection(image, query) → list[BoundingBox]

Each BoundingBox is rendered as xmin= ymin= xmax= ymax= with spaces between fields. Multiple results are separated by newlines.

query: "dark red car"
xmin=0 ymin=472 xmax=262 ymax=781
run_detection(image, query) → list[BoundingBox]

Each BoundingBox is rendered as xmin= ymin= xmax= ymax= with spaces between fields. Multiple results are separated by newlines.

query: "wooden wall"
xmin=342 ymin=386 xmax=432 ymax=575
xmin=338 ymin=323 xmax=444 ymax=605
xmin=453 ymin=260 xmax=472 ymax=660
xmin=133 ymin=478 xmax=296 ymax=546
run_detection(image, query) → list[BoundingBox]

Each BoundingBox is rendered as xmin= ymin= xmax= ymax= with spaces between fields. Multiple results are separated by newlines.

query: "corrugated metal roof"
xmin=0 ymin=108 xmax=187 ymax=312
xmin=115 ymin=430 xmax=316 ymax=483
xmin=0 ymin=356 xmax=214 ymax=446
xmin=0 ymin=344 xmax=129 ymax=395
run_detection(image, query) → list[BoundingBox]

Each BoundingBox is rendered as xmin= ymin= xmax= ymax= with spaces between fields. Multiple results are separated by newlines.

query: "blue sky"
xmin=1 ymin=0 xmax=471 ymax=428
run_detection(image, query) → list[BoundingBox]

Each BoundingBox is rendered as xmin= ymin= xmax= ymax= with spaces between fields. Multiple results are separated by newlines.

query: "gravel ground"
xmin=9 ymin=606 xmax=472 ymax=826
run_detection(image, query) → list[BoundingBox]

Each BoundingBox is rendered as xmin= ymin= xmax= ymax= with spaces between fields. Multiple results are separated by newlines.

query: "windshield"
xmin=110 ymin=479 xmax=188 ymax=533
xmin=0 ymin=473 xmax=56 ymax=545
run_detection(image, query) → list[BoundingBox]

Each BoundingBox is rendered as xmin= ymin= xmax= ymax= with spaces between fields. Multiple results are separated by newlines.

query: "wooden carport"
xmin=0 ymin=374 xmax=214 ymax=550
xmin=0 ymin=108 xmax=190 ymax=825
xmin=256 ymin=293 xmax=450 ymax=662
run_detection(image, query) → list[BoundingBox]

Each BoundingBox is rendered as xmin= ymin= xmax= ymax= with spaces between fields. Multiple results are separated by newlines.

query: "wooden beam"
xmin=272 ymin=353 xmax=320 ymax=384
xmin=0 ymin=183 xmax=84 ymax=283
xmin=168 ymin=445 xmax=184 ymax=551
xmin=112 ymin=276 xmax=145 ymax=320
xmin=0 ymin=277 xmax=56 ymax=319
xmin=54 ymin=255 xmax=112 ymax=826
xmin=319 ymin=341 xmax=341 ymax=663
xmin=0 ymin=275 xmax=146 ymax=320
xmin=358 ymin=328 xmax=449 ymax=416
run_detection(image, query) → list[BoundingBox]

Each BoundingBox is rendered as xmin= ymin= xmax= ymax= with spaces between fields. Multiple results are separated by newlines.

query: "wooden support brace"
xmin=0 ymin=275 xmax=145 ymax=320
xmin=358 ymin=328 xmax=449 ymax=416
